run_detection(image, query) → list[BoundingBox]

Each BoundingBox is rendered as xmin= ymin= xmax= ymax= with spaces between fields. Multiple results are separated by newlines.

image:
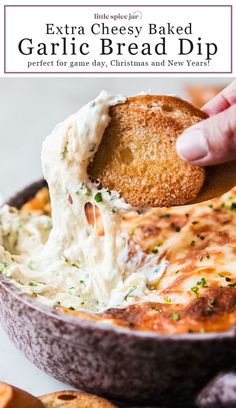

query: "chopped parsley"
xmin=150 ymin=305 xmax=161 ymax=311
xmin=160 ymin=214 xmax=170 ymax=219
xmin=0 ymin=262 xmax=9 ymax=272
xmin=123 ymin=286 xmax=136 ymax=301
xmin=218 ymin=273 xmax=225 ymax=278
xmin=71 ymin=262 xmax=80 ymax=269
xmin=197 ymin=277 xmax=207 ymax=288
xmin=61 ymin=141 xmax=69 ymax=160
xmin=231 ymin=203 xmax=236 ymax=212
xmin=68 ymin=306 xmax=75 ymax=311
xmin=28 ymin=281 xmax=37 ymax=287
xmin=190 ymin=240 xmax=196 ymax=246
xmin=172 ymin=312 xmax=180 ymax=321
xmin=164 ymin=296 xmax=171 ymax=303
xmin=199 ymin=253 xmax=209 ymax=262
xmin=152 ymin=247 xmax=159 ymax=254
xmin=94 ymin=192 xmax=103 ymax=203
xmin=172 ymin=223 xmax=181 ymax=232
xmin=191 ymin=286 xmax=199 ymax=297
xmin=28 ymin=280 xmax=46 ymax=287
xmin=208 ymin=204 xmax=213 ymax=209
xmin=192 ymin=221 xmax=199 ymax=225
xmin=62 ymin=255 xmax=80 ymax=269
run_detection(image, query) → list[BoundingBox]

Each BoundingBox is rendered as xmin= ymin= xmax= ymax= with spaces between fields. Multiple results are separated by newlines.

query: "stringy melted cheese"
xmin=0 ymin=91 xmax=167 ymax=311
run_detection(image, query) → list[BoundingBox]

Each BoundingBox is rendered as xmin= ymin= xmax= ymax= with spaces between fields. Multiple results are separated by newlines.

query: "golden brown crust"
xmin=21 ymin=186 xmax=236 ymax=334
xmin=100 ymin=287 xmax=236 ymax=334
xmin=0 ymin=382 xmax=44 ymax=408
xmin=39 ymin=390 xmax=118 ymax=408
xmin=88 ymin=95 xmax=206 ymax=207
xmin=21 ymin=187 xmax=236 ymax=334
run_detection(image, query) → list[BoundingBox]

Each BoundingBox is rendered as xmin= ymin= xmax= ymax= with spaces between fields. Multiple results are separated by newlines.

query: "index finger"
xmin=202 ymin=79 xmax=236 ymax=116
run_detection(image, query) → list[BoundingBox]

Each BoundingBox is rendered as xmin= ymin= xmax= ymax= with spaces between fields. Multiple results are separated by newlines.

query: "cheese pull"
xmin=0 ymin=381 xmax=44 ymax=408
xmin=89 ymin=95 xmax=236 ymax=207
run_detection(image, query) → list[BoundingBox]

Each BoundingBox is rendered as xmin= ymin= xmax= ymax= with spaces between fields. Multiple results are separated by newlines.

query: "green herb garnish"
xmin=191 ymin=286 xmax=199 ymax=297
xmin=231 ymin=203 xmax=236 ymax=212
xmin=123 ymin=286 xmax=136 ymax=301
xmin=94 ymin=192 xmax=103 ymax=203
xmin=172 ymin=312 xmax=180 ymax=321
xmin=28 ymin=281 xmax=37 ymax=287
xmin=61 ymin=141 xmax=69 ymax=160
xmin=197 ymin=277 xmax=207 ymax=288
xmin=0 ymin=262 xmax=9 ymax=272
xmin=150 ymin=305 xmax=161 ymax=311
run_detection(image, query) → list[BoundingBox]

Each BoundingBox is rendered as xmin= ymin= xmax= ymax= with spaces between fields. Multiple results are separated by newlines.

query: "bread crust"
xmin=88 ymin=94 xmax=207 ymax=207
xmin=39 ymin=390 xmax=118 ymax=407
xmin=0 ymin=382 xmax=44 ymax=408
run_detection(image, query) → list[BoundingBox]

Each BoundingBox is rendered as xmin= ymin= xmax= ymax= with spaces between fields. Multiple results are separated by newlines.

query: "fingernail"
xmin=176 ymin=128 xmax=208 ymax=163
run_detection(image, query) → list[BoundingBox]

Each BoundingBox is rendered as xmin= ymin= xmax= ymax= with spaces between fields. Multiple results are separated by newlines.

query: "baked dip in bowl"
xmin=1 ymin=92 xmax=236 ymax=407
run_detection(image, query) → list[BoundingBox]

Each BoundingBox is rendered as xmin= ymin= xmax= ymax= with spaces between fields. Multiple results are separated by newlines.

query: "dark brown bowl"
xmin=1 ymin=180 xmax=236 ymax=407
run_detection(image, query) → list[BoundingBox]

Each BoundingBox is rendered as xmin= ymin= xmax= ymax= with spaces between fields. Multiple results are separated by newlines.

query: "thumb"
xmin=176 ymin=104 xmax=236 ymax=166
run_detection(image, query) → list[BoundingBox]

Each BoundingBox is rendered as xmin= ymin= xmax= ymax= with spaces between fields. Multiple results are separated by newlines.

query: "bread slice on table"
xmin=88 ymin=94 xmax=236 ymax=207
xmin=0 ymin=381 xmax=43 ymax=408
xmin=39 ymin=390 xmax=118 ymax=408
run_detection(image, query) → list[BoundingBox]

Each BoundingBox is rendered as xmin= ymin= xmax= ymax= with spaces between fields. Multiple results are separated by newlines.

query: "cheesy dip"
xmin=1 ymin=91 xmax=236 ymax=334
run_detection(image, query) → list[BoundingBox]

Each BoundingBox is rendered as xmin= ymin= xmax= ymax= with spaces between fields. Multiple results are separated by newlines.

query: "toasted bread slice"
xmin=39 ymin=390 xmax=118 ymax=408
xmin=88 ymin=95 xmax=207 ymax=207
xmin=0 ymin=381 xmax=44 ymax=408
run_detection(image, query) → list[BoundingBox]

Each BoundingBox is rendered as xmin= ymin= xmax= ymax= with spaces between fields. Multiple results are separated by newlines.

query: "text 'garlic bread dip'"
xmin=1 ymin=91 xmax=236 ymax=334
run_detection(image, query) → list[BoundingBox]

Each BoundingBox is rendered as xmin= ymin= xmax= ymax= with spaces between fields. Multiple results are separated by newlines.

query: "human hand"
xmin=176 ymin=79 xmax=236 ymax=166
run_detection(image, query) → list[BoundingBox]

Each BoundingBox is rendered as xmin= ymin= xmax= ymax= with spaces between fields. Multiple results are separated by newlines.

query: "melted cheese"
xmin=0 ymin=91 xmax=166 ymax=311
